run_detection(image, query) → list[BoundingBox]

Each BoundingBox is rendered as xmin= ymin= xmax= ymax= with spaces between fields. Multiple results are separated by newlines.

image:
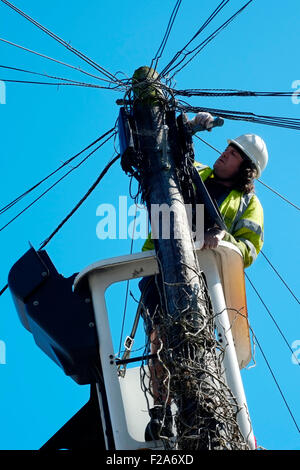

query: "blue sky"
xmin=0 ymin=0 xmax=299 ymax=450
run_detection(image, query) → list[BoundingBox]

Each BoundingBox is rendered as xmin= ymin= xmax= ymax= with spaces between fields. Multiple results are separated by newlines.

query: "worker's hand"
xmin=203 ymin=228 xmax=226 ymax=249
xmin=188 ymin=112 xmax=214 ymax=133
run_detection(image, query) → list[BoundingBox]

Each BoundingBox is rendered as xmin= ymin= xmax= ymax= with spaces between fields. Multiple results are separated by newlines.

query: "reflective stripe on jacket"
xmin=194 ymin=163 xmax=264 ymax=267
xmin=142 ymin=162 xmax=264 ymax=268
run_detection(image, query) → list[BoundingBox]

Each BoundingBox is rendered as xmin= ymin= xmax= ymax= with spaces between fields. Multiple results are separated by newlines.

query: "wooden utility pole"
xmin=121 ymin=66 xmax=248 ymax=450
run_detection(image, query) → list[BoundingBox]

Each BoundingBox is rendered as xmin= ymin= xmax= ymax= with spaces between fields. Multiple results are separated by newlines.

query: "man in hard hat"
xmin=140 ymin=112 xmax=268 ymax=441
xmin=143 ymin=112 xmax=267 ymax=268
xmin=190 ymin=112 xmax=267 ymax=267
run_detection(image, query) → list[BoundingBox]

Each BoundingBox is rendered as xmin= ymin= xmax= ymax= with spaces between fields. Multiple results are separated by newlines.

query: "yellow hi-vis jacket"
xmin=142 ymin=162 xmax=264 ymax=268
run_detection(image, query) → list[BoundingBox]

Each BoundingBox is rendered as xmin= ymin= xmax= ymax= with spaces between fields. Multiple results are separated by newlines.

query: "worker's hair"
xmin=231 ymin=144 xmax=258 ymax=194
xmin=234 ymin=160 xmax=257 ymax=194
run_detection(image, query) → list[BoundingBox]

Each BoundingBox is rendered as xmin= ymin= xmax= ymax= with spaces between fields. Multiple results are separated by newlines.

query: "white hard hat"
xmin=227 ymin=134 xmax=268 ymax=177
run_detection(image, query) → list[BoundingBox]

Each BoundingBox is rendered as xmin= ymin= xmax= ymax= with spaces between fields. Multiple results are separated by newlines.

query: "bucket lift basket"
xmin=8 ymin=242 xmax=255 ymax=450
xmin=73 ymin=241 xmax=255 ymax=449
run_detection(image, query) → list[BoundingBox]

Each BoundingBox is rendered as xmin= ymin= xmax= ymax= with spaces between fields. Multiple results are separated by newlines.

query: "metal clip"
xmin=124 ymin=335 xmax=134 ymax=351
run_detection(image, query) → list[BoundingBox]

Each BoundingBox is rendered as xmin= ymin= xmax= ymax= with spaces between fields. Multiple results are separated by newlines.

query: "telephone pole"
xmin=120 ymin=66 xmax=249 ymax=450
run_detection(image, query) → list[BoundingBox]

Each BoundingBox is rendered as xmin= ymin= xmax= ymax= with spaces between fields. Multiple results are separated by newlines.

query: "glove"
xmin=188 ymin=112 xmax=214 ymax=134
xmin=203 ymin=227 xmax=226 ymax=249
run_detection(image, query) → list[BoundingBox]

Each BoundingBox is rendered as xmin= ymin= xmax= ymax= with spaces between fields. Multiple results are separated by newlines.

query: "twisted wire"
xmin=139 ymin=271 xmax=250 ymax=450
xmin=0 ymin=0 xmax=123 ymax=85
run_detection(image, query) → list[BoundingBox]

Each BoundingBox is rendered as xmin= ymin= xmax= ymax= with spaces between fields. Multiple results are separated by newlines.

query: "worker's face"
xmin=213 ymin=145 xmax=244 ymax=181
